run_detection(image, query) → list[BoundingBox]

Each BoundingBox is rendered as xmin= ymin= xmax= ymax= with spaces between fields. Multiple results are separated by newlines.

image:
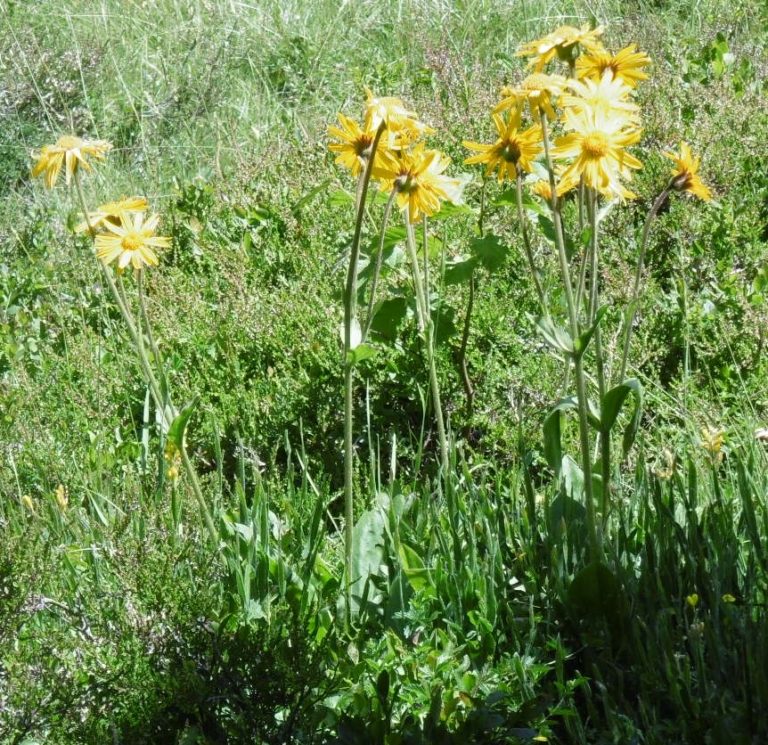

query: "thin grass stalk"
xmin=73 ymin=172 xmax=217 ymax=546
xmin=540 ymin=112 xmax=600 ymax=560
xmin=343 ymin=123 xmax=385 ymax=615
xmin=515 ymin=168 xmax=546 ymax=310
xmin=404 ymin=217 xmax=449 ymax=475
xmin=617 ymin=187 xmax=671 ymax=383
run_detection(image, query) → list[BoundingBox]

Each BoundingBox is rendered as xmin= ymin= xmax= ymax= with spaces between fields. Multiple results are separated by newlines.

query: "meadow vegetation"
xmin=1 ymin=0 xmax=768 ymax=742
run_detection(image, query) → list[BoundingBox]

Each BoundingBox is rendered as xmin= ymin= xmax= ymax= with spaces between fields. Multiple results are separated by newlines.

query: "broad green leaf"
xmin=536 ymin=315 xmax=574 ymax=354
xmin=444 ymin=256 xmax=478 ymax=285
xmin=543 ymin=397 xmax=578 ymax=474
xmin=574 ymin=306 xmax=607 ymax=356
xmin=567 ymin=561 xmax=624 ymax=626
xmin=470 ymin=233 xmax=509 ymax=273
xmin=346 ymin=343 xmax=378 ymax=365
xmin=167 ymin=398 xmax=198 ymax=452
xmin=600 ymin=378 xmax=644 ymax=457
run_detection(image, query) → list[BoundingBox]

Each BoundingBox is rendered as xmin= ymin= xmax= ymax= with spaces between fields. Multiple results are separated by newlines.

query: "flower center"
xmin=57 ymin=135 xmax=81 ymax=150
xmin=500 ymin=141 xmax=521 ymax=163
xmin=395 ymin=172 xmax=417 ymax=194
xmin=355 ymin=135 xmax=374 ymax=159
xmin=121 ymin=233 xmax=143 ymax=251
xmin=582 ymin=132 xmax=609 ymax=158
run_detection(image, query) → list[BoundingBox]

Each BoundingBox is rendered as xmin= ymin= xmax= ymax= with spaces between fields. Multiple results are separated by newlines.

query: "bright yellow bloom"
xmin=495 ymin=73 xmax=567 ymax=120
xmin=664 ymin=142 xmax=712 ymax=201
xmin=576 ymin=44 xmax=651 ymax=87
xmin=75 ymin=196 xmax=149 ymax=233
xmin=553 ymin=109 xmax=642 ymax=200
xmin=21 ymin=494 xmax=35 ymax=513
xmin=374 ymin=145 xmax=462 ymax=223
xmin=686 ymin=593 xmax=699 ymax=608
xmin=31 ymin=135 xmax=112 ymax=188
xmin=95 ymin=212 xmax=170 ymax=270
xmin=562 ymin=73 xmax=641 ymax=126
xmin=722 ymin=593 xmax=736 ymax=603
xmin=531 ymin=179 xmax=553 ymax=201
xmin=463 ymin=110 xmax=542 ymax=181
xmin=516 ymin=25 xmax=604 ymax=71
xmin=328 ymin=114 xmax=384 ymax=177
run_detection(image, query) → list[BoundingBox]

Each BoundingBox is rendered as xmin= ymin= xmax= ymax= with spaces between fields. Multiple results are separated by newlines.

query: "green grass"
xmin=2 ymin=0 xmax=768 ymax=742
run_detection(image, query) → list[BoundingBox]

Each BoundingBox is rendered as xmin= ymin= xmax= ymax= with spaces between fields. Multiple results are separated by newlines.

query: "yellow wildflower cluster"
xmin=31 ymin=135 xmax=170 ymax=270
xmin=462 ymin=26 xmax=711 ymax=204
xmin=327 ymin=89 xmax=462 ymax=223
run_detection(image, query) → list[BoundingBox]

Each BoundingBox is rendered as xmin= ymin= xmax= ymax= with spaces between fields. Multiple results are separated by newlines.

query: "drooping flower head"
xmin=576 ymin=44 xmax=651 ymax=88
xmin=75 ymin=196 xmax=149 ymax=233
xmin=495 ymin=73 xmax=567 ymax=121
xmin=516 ymin=24 xmax=605 ymax=71
xmin=31 ymin=135 xmax=112 ymax=188
xmin=562 ymin=72 xmax=641 ymax=126
xmin=700 ymin=425 xmax=725 ymax=463
xmin=552 ymin=108 xmax=642 ymax=200
xmin=328 ymin=114 xmax=384 ymax=177
xmin=363 ymin=88 xmax=434 ymax=141
xmin=95 ymin=212 xmax=170 ymax=270
xmin=663 ymin=142 xmax=712 ymax=201
xmin=463 ymin=109 xmax=543 ymax=181
xmin=374 ymin=144 xmax=463 ymax=223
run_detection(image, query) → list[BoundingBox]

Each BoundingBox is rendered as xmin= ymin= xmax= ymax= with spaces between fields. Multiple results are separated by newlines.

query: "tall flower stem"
xmin=363 ymin=190 xmax=396 ymax=341
xmin=343 ymin=123 xmax=385 ymax=614
xmin=404 ymin=217 xmax=449 ymax=475
xmin=617 ymin=187 xmax=670 ymax=383
xmin=540 ymin=113 xmax=600 ymax=560
xmin=515 ymin=168 xmax=546 ymax=310
xmin=73 ymin=173 xmax=217 ymax=547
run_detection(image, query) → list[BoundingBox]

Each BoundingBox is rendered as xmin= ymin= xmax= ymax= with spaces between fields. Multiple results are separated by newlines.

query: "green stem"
xmin=515 ymin=167 xmax=546 ymax=310
xmin=363 ymin=189 xmax=396 ymax=341
xmin=458 ymin=270 xmax=476 ymax=416
xmin=540 ymin=112 xmax=600 ymax=560
xmin=617 ymin=187 xmax=670 ymax=383
xmin=343 ymin=123 xmax=385 ymax=614
xmin=404 ymin=217 xmax=449 ymax=475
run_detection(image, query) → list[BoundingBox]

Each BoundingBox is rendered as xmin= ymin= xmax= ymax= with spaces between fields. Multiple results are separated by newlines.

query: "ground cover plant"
xmin=1 ymin=0 xmax=767 ymax=743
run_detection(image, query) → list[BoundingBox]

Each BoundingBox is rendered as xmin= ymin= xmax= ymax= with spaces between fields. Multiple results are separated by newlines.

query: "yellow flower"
xmin=328 ymin=114 xmax=383 ymax=177
xmin=75 ymin=196 xmax=149 ymax=233
xmin=576 ymin=44 xmax=651 ymax=87
xmin=21 ymin=494 xmax=35 ymax=513
xmin=54 ymin=484 xmax=68 ymax=510
xmin=374 ymin=145 xmax=462 ymax=223
xmin=686 ymin=593 xmax=699 ymax=608
xmin=516 ymin=25 xmax=604 ymax=71
xmin=531 ymin=179 xmax=553 ymax=201
xmin=722 ymin=593 xmax=736 ymax=604
xmin=463 ymin=109 xmax=542 ymax=181
xmin=95 ymin=212 xmax=170 ymax=270
xmin=663 ymin=142 xmax=712 ymax=201
xmin=363 ymin=88 xmax=433 ymax=140
xmin=552 ymin=108 xmax=642 ymax=200
xmin=562 ymin=73 xmax=641 ymax=126
xmin=495 ymin=74 xmax=567 ymax=121
xmin=31 ymin=135 xmax=112 ymax=188
xmin=700 ymin=425 xmax=725 ymax=462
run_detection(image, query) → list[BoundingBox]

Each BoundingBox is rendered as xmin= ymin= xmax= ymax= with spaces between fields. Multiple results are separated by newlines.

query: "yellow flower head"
xmin=374 ymin=144 xmax=462 ymax=223
xmin=531 ymin=179 xmax=554 ymax=201
xmin=363 ymin=88 xmax=433 ymax=140
xmin=700 ymin=425 xmax=725 ymax=461
xmin=576 ymin=44 xmax=651 ymax=87
xmin=722 ymin=593 xmax=736 ymax=604
xmin=328 ymin=113 xmax=384 ymax=177
xmin=95 ymin=212 xmax=170 ymax=270
xmin=31 ymin=135 xmax=112 ymax=188
xmin=663 ymin=142 xmax=712 ymax=201
xmin=686 ymin=593 xmax=699 ymax=608
xmin=54 ymin=484 xmax=69 ymax=510
xmin=21 ymin=494 xmax=35 ymax=513
xmin=562 ymin=72 xmax=641 ymax=126
xmin=553 ymin=108 xmax=642 ymax=200
xmin=495 ymin=73 xmax=567 ymax=121
xmin=516 ymin=25 xmax=605 ymax=71
xmin=463 ymin=109 xmax=542 ymax=181
xmin=75 ymin=196 xmax=149 ymax=234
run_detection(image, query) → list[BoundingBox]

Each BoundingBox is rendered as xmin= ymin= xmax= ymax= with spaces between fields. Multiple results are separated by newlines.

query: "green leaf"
xmin=536 ymin=315 xmax=574 ymax=354
xmin=567 ymin=561 xmax=624 ymax=626
xmin=349 ymin=508 xmax=386 ymax=608
xmin=574 ymin=306 xmax=607 ymax=356
xmin=346 ymin=343 xmax=378 ymax=365
xmin=399 ymin=543 xmax=432 ymax=592
xmin=543 ymin=397 xmax=578 ymax=474
xmin=291 ymin=179 xmax=333 ymax=214
xmin=430 ymin=200 xmax=475 ymax=220
xmin=470 ymin=233 xmax=509 ymax=272
xmin=444 ymin=256 xmax=478 ymax=285
xmin=368 ymin=296 xmax=409 ymax=338
xmin=167 ymin=398 xmax=198 ymax=452
xmin=600 ymin=378 xmax=643 ymax=450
